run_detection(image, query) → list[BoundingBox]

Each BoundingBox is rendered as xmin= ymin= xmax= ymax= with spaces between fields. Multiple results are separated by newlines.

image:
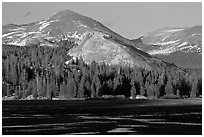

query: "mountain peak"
xmin=49 ymin=10 xmax=80 ymax=19
xmin=47 ymin=10 xmax=83 ymax=23
xmin=59 ymin=9 xmax=78 ymax=14
xmin=2 ymin=10 xmax=181 ymax=70
xmin=140 ymin=25 xmax=202 ymax=55
xmin=131 ymin=25 xmax=202 ymax=68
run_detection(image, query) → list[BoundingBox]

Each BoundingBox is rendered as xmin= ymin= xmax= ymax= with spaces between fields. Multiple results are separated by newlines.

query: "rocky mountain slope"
xmin=3 ymin=10 xmax=179 ymax=70
xmin=131 ymin=26 xmax=202 ymax=68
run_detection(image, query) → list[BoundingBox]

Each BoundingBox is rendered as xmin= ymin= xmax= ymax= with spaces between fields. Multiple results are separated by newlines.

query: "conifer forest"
xmin=2 ymin=41 xmax=202 ymax=100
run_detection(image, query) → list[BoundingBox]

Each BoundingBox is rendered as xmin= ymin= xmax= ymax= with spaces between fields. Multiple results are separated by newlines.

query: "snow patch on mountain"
xmin=2 ymin=31 xmax=20 ymax=37
xmin=7 ymin=39 xmax=27 ymax=46
xmin=162 ymin=35 xmax=169 ymax=41
xmin=141 ymin=26 xmax=202 ymax=55
xmin=192 ymin=33 xmax=201 ymax=36
xmin=39 ymin=21 xmax=50 ymax=31
xmin=80 ymin=24 xmax=87 ymax=28
xmin=177 ymin=42 xmax=188 ymax=48
xmin=150 ymin=39 xmax=180 ymax=46
xmin=148 ymin=48 xmax=176 ymax=55
xmin=38 ymin=20 xmax=59 ymax=31
xmin=154 ymin=33 xmax=164 ymax=36
xmin=49 ymin=20 xmax=59 ymax=23
xmin=9 ymin=27 xmax=26 ymax=31
xmin=165 ymin=29 xmax=184 ymax=32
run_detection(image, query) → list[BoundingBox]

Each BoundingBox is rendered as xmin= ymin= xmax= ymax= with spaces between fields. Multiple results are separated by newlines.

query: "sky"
xmin=2 ymin=2 xmax=202 ymax=39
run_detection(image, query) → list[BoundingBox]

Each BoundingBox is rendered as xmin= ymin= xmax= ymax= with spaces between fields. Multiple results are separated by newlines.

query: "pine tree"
xmin=59 ymin=81 xmax=67 ymax=99
xmin=144 ymin=81 xmax=150 ymax=97
xmin=176 ymin=89 xmax=180 ymax=96
xmin=19 ymin=69 xmax=27 ymax=98
xmin=107 ymin=79 xmax=113 ymax=95
xmin=154 ymin=84 xmax=160 ymax=99
xmin=96 ymin=81 xmax=102 ymax=97
xmin=46 ymin=76 xmax=51 ymax=99
xmin=41 ymin=76 xmax=47 ymax=98
xmin=130 ymin=85 xmax=136 ymax=99
xmin=91 ymin=83 xmax=96 ymax=98
xmin=165 ymin=80 xmax=174 ymax=96
xmin=146 ymin=83 xmax=155 ymax=98
xmin=32 ymin=80 xmax=37 ymax=99
xmin=139 ymin=81 xmax=146 ymax=96
xmin=190 ymin=79 xmax=198 ymax=98
xmin=84 ymin=80 xmax=91 ymax=98
xmin=92 ymin=74 xmax=101 ymax=97
xmin=73 ymin=79 xmax=78 ymax=98
xmin=49 ymin=76 xmax=56 ymax=99
xmin=4 ymin=58 xmax=11 ymax=97
xmin=113 ymin=77 xmax=120 ymax=91
xmin=78 ymin=74 xmax=86 ymax=98
xmin=130 ymin=76 xmax=135 ymax=87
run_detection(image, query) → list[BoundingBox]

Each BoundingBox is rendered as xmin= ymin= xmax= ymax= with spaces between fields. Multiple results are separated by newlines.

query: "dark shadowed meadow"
xmin=2 ymin=99 xmax=202 ymax=135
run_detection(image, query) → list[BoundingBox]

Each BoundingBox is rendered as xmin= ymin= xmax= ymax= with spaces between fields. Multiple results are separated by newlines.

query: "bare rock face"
xmin=68 ymin=32 xmax=156 ymax=70
xmin=68 ymin=32 xmax=135 ymax=67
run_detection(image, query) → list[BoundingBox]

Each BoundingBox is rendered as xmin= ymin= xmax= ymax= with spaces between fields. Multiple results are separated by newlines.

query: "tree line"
xmin=2 ymin=42 xmax=202 ymax=100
